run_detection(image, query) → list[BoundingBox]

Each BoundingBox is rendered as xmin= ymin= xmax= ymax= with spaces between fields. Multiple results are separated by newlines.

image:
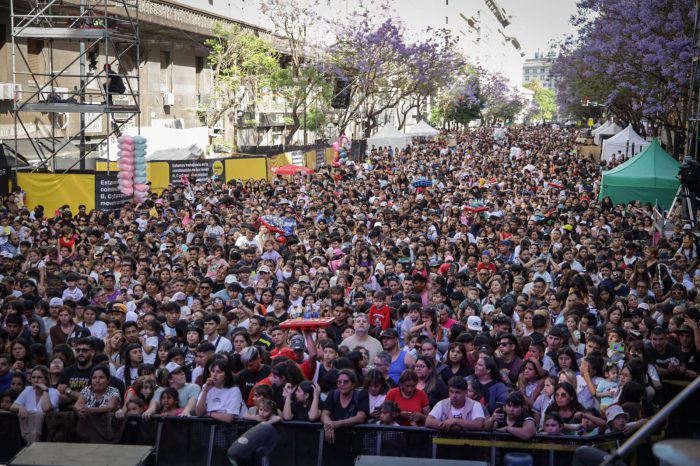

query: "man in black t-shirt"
xmin=237 ymin=346 xmax=271 ymax=403
xmin=57 ymin=338 xmax=124 ymax=410
xmin=678 ymin=324 xmax=699 ymax=379
xmin=645 ymin=326 xmax=685 ymax=378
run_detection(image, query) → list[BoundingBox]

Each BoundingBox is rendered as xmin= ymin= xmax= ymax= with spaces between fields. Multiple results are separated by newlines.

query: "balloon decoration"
xmin=117 ymin=135 xmax=149 ymax=203
xmin=132 ymin=135 xmax=149 ymax=204
xmin=117 ymin=135 xmax=135 ymax=197
xmin=332 ymin=133 xmax=352 ymax=167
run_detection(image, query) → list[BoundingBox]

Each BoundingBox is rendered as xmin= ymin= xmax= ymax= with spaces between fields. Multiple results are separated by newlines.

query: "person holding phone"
xmin=486 ymin=392 xmax=536 ymax=440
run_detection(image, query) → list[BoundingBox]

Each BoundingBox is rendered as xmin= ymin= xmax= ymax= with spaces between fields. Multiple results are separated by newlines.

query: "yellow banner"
xmin=18 ymin=173 xmax=94 ymax=214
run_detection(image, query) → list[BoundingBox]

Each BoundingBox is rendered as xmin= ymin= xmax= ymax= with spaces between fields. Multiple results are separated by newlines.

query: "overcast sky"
xmin=500 ymin=0 xmax=579 ymax=55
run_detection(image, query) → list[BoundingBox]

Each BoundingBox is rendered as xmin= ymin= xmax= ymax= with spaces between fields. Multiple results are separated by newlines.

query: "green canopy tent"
xmin=598 ymin=138 xmax=680 ymax=209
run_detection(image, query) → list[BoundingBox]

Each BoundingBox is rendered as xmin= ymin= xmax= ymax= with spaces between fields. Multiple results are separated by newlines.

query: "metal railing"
xmin=599 ymin=375 xmax=700 ymax=466
xmin=0 ymin=412 xmax=625 ymax=466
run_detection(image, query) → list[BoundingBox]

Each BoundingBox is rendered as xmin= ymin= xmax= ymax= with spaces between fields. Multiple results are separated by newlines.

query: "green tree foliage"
xmin=524 ymin=79 xmax=556 ymax=122
xmin=262 ymin=0 xmax=332 ymax=145
xmin=203 ymin=22 xmax=281 ymax=130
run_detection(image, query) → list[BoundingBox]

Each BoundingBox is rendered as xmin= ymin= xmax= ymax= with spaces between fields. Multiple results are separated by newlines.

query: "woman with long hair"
xmin=414 ymin=356 xmax=448 ymax=409
xmin=473 ymin=355 xmax=508 ymax=413
xmin=104 ymin=331 xmax=126 ymax=368
xmin=115 ymin=343 xmax=143 ymax=388
xmin=195 ymin=357 xmax=244 ymax=422
xmin=385 ymin=369 xmax=430 ymax=426
xmin=544 ymin=381 xmax=582 ymax=431
xmin=441 ymin=342 xmax=473 ymax=384
xmin=362 ymin=368 xmax=390 ymax=419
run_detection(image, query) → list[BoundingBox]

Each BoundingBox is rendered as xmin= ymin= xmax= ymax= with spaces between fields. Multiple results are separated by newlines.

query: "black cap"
xmin=379 ymin=328 xmax=399 ymax=339
xmin=611 ymin=326 xmax=628 ymax=340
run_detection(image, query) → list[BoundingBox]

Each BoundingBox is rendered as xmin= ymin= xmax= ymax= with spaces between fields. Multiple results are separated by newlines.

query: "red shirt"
xmin=385 ymin=387 xmax=429 ymax=426
xmin=368 ymin=305 xmax=391 ymax=330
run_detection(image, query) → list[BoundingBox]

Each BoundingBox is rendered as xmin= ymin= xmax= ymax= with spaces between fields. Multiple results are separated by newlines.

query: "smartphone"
xmin=609 ymin=342 xmax=625 ymax=353
xmin=495 ymin=402 xmax=504 ymax=411
xmin=232 ymin=299 xmax=241 ymax=307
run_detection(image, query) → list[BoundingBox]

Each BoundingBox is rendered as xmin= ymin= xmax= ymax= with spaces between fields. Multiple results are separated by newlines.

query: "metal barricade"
xmin=0 ymin=412 xmax=627 ymax=466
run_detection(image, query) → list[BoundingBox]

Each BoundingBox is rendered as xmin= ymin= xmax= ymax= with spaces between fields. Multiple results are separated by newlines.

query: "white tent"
xmin=593 ymin=122 xmax=622 ymax=145
xmin=408 ymin=120 xmax=440 ymax=137
xmin=591 ymin=120 xmax=612 ymax=136
xmin=601 ymin=125 xmax=650 ymax=162
xmin=106 ymin=126 xmax=208 ymax=161
xmin=367 ymin=125 xmax=412 ymax=150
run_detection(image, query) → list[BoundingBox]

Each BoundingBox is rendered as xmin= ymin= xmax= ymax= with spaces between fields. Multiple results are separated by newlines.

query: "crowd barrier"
xmin=18 ymin=146 xmax=335 ymax=215
xmin=0 ymin=412 xmax=626 ymax=466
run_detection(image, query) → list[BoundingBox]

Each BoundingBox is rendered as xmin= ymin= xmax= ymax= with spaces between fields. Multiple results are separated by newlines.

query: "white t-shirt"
xmin=115 ymin=365 xmax=139 ymax=385
xmin=14 ymin=386 xmax=59 ymax=412
xmin=83 ymin=320 xmax=108 ymax=340
xmin=428 ymin=397 xmax=485 ymax=422
xmin=62 ymin=287 xmax=84 ymax=302
xmin=197 ymin=386 xmax=244 ymax=415
xmin=142 ymin=336 xmax=159 ymax=364
xmin=205 ymin=334 xmax=233 ymax=354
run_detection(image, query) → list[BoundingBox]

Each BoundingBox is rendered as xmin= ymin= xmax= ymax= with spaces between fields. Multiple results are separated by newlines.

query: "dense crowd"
xmin=0 ymin=126 xmax=698 ymax=463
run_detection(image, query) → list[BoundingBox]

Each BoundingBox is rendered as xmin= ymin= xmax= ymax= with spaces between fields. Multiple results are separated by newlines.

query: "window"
xmin=27 ymin=39 xmax=43 ymax=72
xmin=160 ymin=50 xmax=171 ymax=93
xmin=195 ymin=56 xmax=204 ymax=95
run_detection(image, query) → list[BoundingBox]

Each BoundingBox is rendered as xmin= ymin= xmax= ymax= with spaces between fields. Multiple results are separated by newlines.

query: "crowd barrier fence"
xmin=0 ymin=412 xmax=629 ymax=466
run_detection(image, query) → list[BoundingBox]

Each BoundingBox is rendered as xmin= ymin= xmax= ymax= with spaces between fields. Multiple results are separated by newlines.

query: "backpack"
xmin=110 ymin=74 xmax=126 ymax=94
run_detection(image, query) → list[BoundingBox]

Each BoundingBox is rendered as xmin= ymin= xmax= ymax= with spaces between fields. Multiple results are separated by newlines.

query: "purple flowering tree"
xmin=553 ymin=0 xmax=694 ymax=148
xmin=323 ymin=4 xmax=463 ymax=136
xmin=478 ymin=69 xmax=523 ymax=126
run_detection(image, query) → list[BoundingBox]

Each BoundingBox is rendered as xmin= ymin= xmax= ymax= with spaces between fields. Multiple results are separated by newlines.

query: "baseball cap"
xmin=49 ymin=297 xmax=64 ymax=307
xmin=678 ymin=325 xmax=694 ymax=335
xmin=108 ymin=302 xmax=127 ymax=314
xmin=258 ymin=265 xmax=271 ymax=274
xmin=224 ymin=275 xmax=237 ymax=285
xmin=171 ymin=292 xmax=187 ymax=302
xmin=165 ymin=362 xmax=185 ymax=374
xmin=467 ymin=315 xmax=482 ymax=332
xmin=290 ymin=334 xmax=306 ymax=350
xmin=379 ymin=328 xmax=399 ymax=339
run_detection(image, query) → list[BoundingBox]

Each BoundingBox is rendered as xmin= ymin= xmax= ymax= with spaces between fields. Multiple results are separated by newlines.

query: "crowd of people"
xmin=0 ymin=126 xmax=698 ymax=464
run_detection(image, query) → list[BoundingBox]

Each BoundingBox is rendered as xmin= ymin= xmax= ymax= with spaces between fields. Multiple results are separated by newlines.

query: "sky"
xmin=201 ymin=0 xmax=580 ymax=84
xmin=500 ymin=0 xmax=579 ymax=55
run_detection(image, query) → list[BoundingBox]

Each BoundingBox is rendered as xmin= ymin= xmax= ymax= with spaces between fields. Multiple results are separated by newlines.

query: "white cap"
xmin=467 ymin=316 xmax=482 ymax=331
xmin=165 ymin=362 xmax=184 ymax=374
xmin=171 ymin=292 xmax=187 ymax=302
xmin=49 ymin=297 xmax=64 ymax=307
xmin=224 ymin=275 xmax=237 ymax=285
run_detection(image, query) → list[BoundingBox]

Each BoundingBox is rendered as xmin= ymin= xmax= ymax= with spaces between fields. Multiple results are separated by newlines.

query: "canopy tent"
xmin=601 ymin=125 xmax=650 ymax=162
xmin=367 ymin=125 xmax=412 ymax=150
xmin=593 ymin=122 xmax=622 ymax=145
xmin=408 ymin=120 xmax=440 ymax=137
xmin=598 ymin=138 xmax=680 ymax=209
xmin=591 ymin=120 xmax=612 ymax=135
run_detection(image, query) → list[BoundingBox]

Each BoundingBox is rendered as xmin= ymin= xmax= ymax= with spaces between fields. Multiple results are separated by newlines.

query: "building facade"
xmin=522 ymin=49 xmax=556 ymax=90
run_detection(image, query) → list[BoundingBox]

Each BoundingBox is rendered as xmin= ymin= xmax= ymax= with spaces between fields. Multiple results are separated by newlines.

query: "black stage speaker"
xmin=9 ymin=442 xmax=154 ymax=466
xmin=355 ymin=456 xmax=488 ymax=466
